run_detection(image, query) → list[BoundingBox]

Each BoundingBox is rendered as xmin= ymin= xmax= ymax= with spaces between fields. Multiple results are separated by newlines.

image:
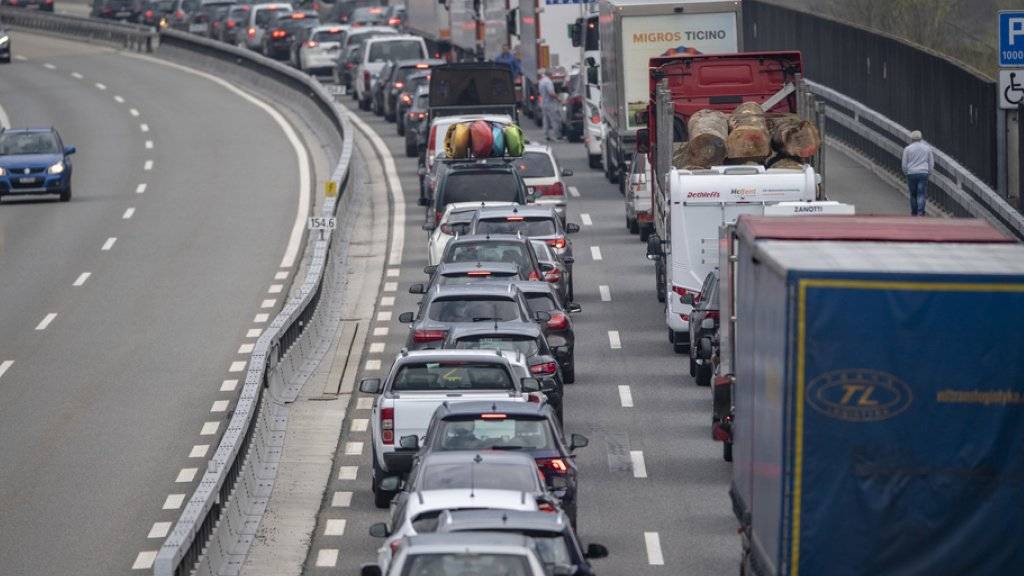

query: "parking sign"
xmin=1000 ymin=11 xmax=1024 ymax=67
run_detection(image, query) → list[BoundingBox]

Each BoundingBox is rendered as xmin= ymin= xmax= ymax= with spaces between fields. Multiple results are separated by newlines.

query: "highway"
xmin=0 ymin=32 xmax=311 ymax=575
xmin=300 ymin=89 xmax=907 ymax=573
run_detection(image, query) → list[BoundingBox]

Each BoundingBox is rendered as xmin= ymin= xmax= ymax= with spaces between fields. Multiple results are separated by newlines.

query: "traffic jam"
xmin=141 ymin=0 xmax=1024 ymax=574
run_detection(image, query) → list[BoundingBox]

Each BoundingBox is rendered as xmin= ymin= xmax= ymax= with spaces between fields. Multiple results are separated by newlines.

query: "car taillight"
xmin=144 ymin=9 xmax=153 ymax=17
xmin=546 ymin=237 xmax=566 ymax=250
xmin=706 ymin=310 xmax=720 ymax=321
xmin=427 ymin=125 xmax=438 ymax=154
xmin=590 ymin=114 xmax=600 ymax=124
xmin=247 ymin=26 xmax=256 ymax=38
xmin=546 ymin=312 xmax=568 ymax=331
xmin=680 ymin=313 xmax=690 ymax=321
xmin=530 ymin=361 xmax=558 ymax=375
xmin=527 ymin=393 xmax=542 ymax=404
xmin=543 ymin=268 xmax=561 ymax=283
xmin=400 ymin=94 xmax=413 ymax=104
xmin=417 ymin=112 xmax=426 ymax=120
xmin=381 ymin=407 xmax=394 ymax=445
xmin=306 ymin=40 xmax=318 ymax=48
xmin=389 ymin=540 xmax=401 ymax=553
xmin=388 ymin=17 xmax=400 ymax=25
xmin=271 ymin=29 xmax=286 ymax=39
xmin=394 ymin=81 xmax=404 ymax=89
xmin=412 ymin=329 xmax=446 ymax=343
xmin=538 ymin=457 xmax=568 ymax=475
xmin=527 ymin=270 xmax=540 ymax=281
xmin=672 ymin=285 xmax=691 ymax=298
xmin=175 ymin=9 xmax=185 ymax=20
xmin=538 ymin=182 xmax=565 ymax=197
xmin=435 ymin=210 xmax=443 ymax=224
xmin=538 ymin=501 xmax=557 ymax=513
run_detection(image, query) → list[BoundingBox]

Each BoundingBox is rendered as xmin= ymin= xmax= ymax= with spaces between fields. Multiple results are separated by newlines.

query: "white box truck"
xmin=449 ymin=0 xmax=511 ymax=61
xmin=519 ymin=0 xmax=588 ymax=124
xmin=598 ymin=0 xmax=741 ymax=188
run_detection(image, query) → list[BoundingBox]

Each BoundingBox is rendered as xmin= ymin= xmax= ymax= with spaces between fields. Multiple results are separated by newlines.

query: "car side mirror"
xmin=565 ymin=223 xmax=580 ymax=234
xmin=521 ymin=377 xmax=541 ymax=393
xmin=584 ymin=543 xmax=609 ymax=559
xmin=64 ymin=145 xmax=76 ymax=156
xmin=560 ymin=168 xmax=574 ymax=177
xmin=534 ymin=311 xmax=551 ymax=323
xmin=399 ymin=435 xmax=419 ymax=450
xmin=422 ymin=222 xmax=436 ymax=231
xmin=398 ymin=312 xmax=415 ymax=323
xmin=368 ymin=522 xmax=390 ymax=538
xmin=358 ymin=378 xmax=381 ymax=394
xmin=408 ymin=283 xmax=426 ymax=294
xmin=569 ymin=433 xmax=589 ymax=451
xmin=360 ymin=564 xmax=383 ymax=576
xmin=636 ymin=128 xmax=649 ymax=154
xmin=423 ymin=265 xmax=437 ymax=275
xmin=567 ymin=303 xmax=582 ymax=314
xmin=379 ymin=476 xmax=402 ymax=492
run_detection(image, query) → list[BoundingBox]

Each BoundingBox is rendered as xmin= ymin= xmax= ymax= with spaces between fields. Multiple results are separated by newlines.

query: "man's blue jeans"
xmin=907 ymin=173 xmax=928 ymax=216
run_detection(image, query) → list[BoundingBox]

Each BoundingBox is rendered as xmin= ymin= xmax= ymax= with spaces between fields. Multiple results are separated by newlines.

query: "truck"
xmin=405 ymin=0 xmax=451 ymax=56
xmin=570 ymin=3 xmax=603 ymax=168
xmin=727 ymin=214 xmax=1024 ymax=576
xmin=642 ymin=51 xmax=822 ymax=353
xmin=518 ymin=0 xmax=587 ymax=123
xmin=448 ymin=0 xmax=511 ymax=61
xmin=599 ymin=0 xmax=742 ymax=188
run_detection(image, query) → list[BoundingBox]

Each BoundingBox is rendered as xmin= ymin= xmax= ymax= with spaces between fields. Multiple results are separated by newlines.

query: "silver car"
xmin=242 ymin=2 xmax=291 ymax=50
xmin=362 ymin=531 xmax=550 ymax=576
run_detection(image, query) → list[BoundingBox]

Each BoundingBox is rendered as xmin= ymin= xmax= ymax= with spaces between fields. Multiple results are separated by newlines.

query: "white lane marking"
xmin=143 ymin=160 xmax=153 ymax=171
xmin=368 ymin=342 xmax=385 ymax=354
xmin=132 ymin=551 xmax=158 ymax=570
xmin=238 ymin=343 xmax=254 ymax=354
xmin=175 ymin=467 xmax=198 ymax=482
xmin=229 ymin=361 xmax=247 ymax=372
xmin=356 ymin=397 xmax=373 ymax=410
xmin=337 ymin=465 xmax=358 ymax=480
xmin=254 ymin=313 xmax=269 ymax=323
xmin=618 ymin=385 xmax=634 ymax=408
xmin=162 ymin=494 xmax=185 ymax=510
xmin=268 ymin=284 xmax=283 ymax=294
xmin=346 ymin=109 xmax=405 ymax=268
xmin=608 ymin=330 xmax=621 ymax=349
xmin=364 ymin=359 xmax=381 ymax=371
xmin=144 ymin=140 xmax=153 ymax=149
xmin=591 ymin=246 xmax=603 ymax=261
xmin=139 ymin=123 xmax=149 ymax=132
xmin=129 ymin=108 xmax=139 ymax=117
xmin=221 ymin=379 xmax=238 ymax=392
xmin=630 ymin=450 xmax=648 ymax=478
xmin=211 ymin=400 xmax=230 ymax=413
xmin=0 ymin=100 xmax=9 ymax=129
xmin=73 ymin=272 xmax=91 ymax=287
xmin=246 ymin=328 xmax=262 ymax=338
xmin=386 ymin=268 xmax=400 ymax=278
xmin=324 ymin=519 xmax=347 ymax=536
xmin=350 ymin=418 xmax=369 ymax=432
xmin=0 ymin=361 xmax=13 ymax=380
xmin=35 ymin=313 xmax=57 ymax=331
xmin=13 ymin=55 xmax=27 ymax=62
xmin=189 ymin=444 xmax=209 ymax=458
xmin=260 ymin=299 xmax=276 ymax=309
xmin=95 ymin=82 xmax=106 ymax=90
xmin=122 ymin=207 xmax=135 ymax=219
xmin=274 ymin=270 xmax=289 ymax=280
xmin=644 ymin=532 xmax=664 ymax=565
xmin=101 ymin=237 xmax=117 ymax=251
xmin=147 ymin=522 xmax=172 ymax=539
xmin=380 ymin=296 xmax=394 ymax=307
xmin=373 ymin=326 xmax=389 ymax=337
xmin=331 ymin=491 xmax=353 ymax=507
xmin=599 ymin=285 xmax=611 ymax=302
xmin=568 ymin=186 xmax=580 ymax=198
xmin=135 ymin=183 xmax=147 ymax=194
xmin=383 ymin=282 xmax=397 ymax=292
xmin=43 ymin=62 xmax=55 ymax=70
xmin=580 ymin=213 xmax=593 ymax=226
xmin=376 ymin=311 xmax=392 ymax=322
xmin=71 ymin=72 xmax=83 ymax=79
xmin=200 ymin=421 xmax=220 ymax=435
xmin=315 ymin=549 xmax=338 ymax=568
xmin=114 ymin=95 xmax=125 ymax=104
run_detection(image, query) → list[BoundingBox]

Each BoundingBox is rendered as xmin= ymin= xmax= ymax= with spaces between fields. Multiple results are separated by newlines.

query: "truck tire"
xmin=588 ymin=153 xmax=601 ymax=170
xmin=689 ymin=354 xmax=696 ymax=377
xmin=604 ymin=147 xmax=619 ymax=184
xmin=640 ymin=225 xmax=651 ymax=243
xmin=628 ymin=215 xmax=639 ymax=234
xmin=696 ymin=361 xmax=713 ymax=387
xmin=655 ymin=260 xmax=666 ymax=303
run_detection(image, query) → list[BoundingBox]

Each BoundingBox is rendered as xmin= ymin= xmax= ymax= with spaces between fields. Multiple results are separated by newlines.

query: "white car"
xmin=297 ymin=25 xmax=346 ymax=74
xmin=583 ymin=84 xmax=603 ymax=169
xmin=420 ymin=113 xmax=514 ymax=205
xmin=355 ymin=35 xmax=427 ymax=111
xmin=424 ymin=201 xmax=518 ymax=266
xmin=242 ymin=2 xmax=291 ymax=51
xmin=625 ymin=150 xmax=653 ymax=240
xmin=517 ymin=143 xmax=572 ymax=224
xmin=368 ymin=525 xmax=550 ymax=576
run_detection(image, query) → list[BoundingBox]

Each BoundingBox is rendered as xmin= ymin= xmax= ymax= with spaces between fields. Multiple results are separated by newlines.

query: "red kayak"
xmin=470 ymin=120 xmax=494 ymax=158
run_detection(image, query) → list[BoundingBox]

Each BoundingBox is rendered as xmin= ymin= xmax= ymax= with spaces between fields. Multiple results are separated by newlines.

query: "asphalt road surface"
xmin=0 ymin=33 xmax=307 ymax=575
xmin=301 ymin=88 xmax=906 ymax=575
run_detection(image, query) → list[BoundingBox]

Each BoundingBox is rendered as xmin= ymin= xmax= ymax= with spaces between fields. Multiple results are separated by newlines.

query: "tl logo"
xmin=806 ymin=370 xmax=913 ymax=422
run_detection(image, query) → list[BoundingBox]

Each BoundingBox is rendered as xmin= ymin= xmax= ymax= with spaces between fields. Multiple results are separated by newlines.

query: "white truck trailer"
xmin=405 ymin=0 xmax=451 ymax=56
xmin=519 ymin=0 xmax=587 ymax=123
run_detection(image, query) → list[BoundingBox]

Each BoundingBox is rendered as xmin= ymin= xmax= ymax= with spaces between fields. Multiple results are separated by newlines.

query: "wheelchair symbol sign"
xmin=1000 ymin=70 xmax=1024 ymax=109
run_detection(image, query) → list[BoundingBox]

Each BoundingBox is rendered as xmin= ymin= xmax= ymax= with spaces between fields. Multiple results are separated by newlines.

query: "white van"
xmin=355 ymin=35 xmax=427 ymax=110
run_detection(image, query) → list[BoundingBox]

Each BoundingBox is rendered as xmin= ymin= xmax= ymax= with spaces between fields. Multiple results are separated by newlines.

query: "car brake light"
xmin=175 ymin=9 xmax=185 ymax=19
xmin=546 ymin=312 xmax=568 ymax=330
xmin=271 ymin=29 xmax=286 ymax=39
xmin=506 ymin=216 xmax=525 ymax=222
xmin=538 ymin=457 xmax=568 ymax=474
xmin=466 ymin=271 xmax=492 ymax=276
xmin=144 ymin=9 xmax=154 ymax=17
xmin=546 ymin=237 xmax=566 ymax=250
xmin=247 ymin=26 xmax=256 ymax=38
xmin=672 ymin=285 xmax=691 ymax=298
xmin=543 ymin=269 xmax=561 ymax=283
xmin=290 ymin=12 xmax=305 ymax=19
xmin=680 ymin=313 xmax=690 ymax=321
xmin=538 ymin=501 xmax=557 ymax=513
xmin=401 ymin=94 xmax=413 ymax=104
xmin=381 ymin=407 xmax=394 ymax=445
xmin=435 ymin=210 xmax=443 ymax=224
xmin=417 ymin=112 xmax=426 ymax=120
xmin=389 ymin=540 xmax=401 ymax=553
xmin=480 ymin=413 xmax=507 ymax=420
xmin=394 ymin=81 xmax=404 ymax=89
xmin=415 ymin=63 xmax=430 ymax=69
xmin=539 ymin=182 xmax=565 ymax=197
xmin=527 ymin=393 xmax=542 ymax=404
xmin=527 ymin=270 xmax=540 ymax=281
xmin=412 ymin=329 xmax=446 ymax=343
xmin=388 ymin=17 xmax=400 ymax=25
xmin=427 ymin=125 xmax=438 ymax=153
xmin=530 ymin=361 xmax=558 ymax=375
xmin=706 ymin=310 xmax=720 ymax=320
xmin=306 ymin=40 xmax=318 ymax=48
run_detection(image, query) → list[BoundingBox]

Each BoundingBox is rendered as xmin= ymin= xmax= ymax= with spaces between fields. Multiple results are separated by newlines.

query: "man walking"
xmin=538 ymin=68 xmax=562 ymax=142
xmin=901 ymin=130 xmax=934 ymax=216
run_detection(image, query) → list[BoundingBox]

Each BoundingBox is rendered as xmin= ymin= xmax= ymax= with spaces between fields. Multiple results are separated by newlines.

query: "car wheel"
xmin=627 ymin=215 xmax=639 ymax=234
xmin=359 ymin=96 xmax=370 ymax=111
xmin=588 ymin=153 xmax=601 ymax=170
xmin=696 ymin=361 xmax=713 ymax=387
xmin=405 ymin=134 xmax=417 ymax=158
xmin=59 ymin=184 xmax=71 ymax=202
xmin=723 ymin=441 xmax=733 ymax=462
xmin=673 ymin=333 xmax=689 ymax=354
xmin=371 ymin=450 xmax=393 ymax=509
xmin=640 ymin=225 xmax=651 ymax=243
xmin=689 ymin=354 xmax=696 ymax=377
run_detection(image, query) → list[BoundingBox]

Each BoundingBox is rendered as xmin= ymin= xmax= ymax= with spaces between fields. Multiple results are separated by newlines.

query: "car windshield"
xmin=419 ymin=462 xmax=539 ymax=491
xmin=350 ymin=6 xmax=386 ymax=23
xmin=256 ymin=7 xmax=288 ymax=26
xmin=281 ymin=16 xmax=319 ymax=32
xmin=435 ymin=417 xmax=554 ymax=451
xmin=525 ymin=294 xmax=557 ymax=313
xmin=391 ymin=362 xmax=513 ymax=391
xmin=0 ymin=132 xmax=59 ymax=155
xmin=427 ymin=297 xmax=521 ymax=322
xmin=454 ymin=336 xmax=540 ymax=357
xmin=312 ymin=29 xmax=343 ymax=42
xmin=516 ymin=152 xmax=555 ymax=178
xmin=368 ymin=39 xmax=423 ymax=62
xmin=401 ymin=553 xmax=532 ymax=576
xmin=476 ymin=217 xmax=557 ymax=237
xmin=448 ymin=242 xmax=529 ymax=270
xmin=228 ymin=6 xmax=248 ymax=18
xmin=441 ymin=172 xmax=520 ymax=204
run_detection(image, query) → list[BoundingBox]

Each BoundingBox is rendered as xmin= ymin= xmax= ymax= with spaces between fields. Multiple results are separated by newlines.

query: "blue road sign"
xmin=1000 ymin=11 xmax=1024 ymax=67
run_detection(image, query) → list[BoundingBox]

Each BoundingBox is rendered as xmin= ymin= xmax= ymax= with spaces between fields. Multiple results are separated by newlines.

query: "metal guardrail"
xmin=807 ymin=79 xmax=1024 ymax=240
xmin=0 ymin=6 xmax=155 ymax=51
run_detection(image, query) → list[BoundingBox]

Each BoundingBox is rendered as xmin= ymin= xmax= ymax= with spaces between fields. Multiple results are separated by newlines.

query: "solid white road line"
xmin=373 ymin=326 xmax=389 ymax=337
xmin=618 ymin=385 xmax=634 ymax=408
xmin=274 ymin=271 xmax=289 ymax=280
xmin=71 ymin=72 xmax=84 ymax=79
xmin=0 ymin=361 xmax=13 ymax=381
xmin=337 ymin=466 xmax=358 ymax=480
xmin=162 ymin=494 xmax=185 ymax=510
xmin=143 ymin=160 xmax=153 ymax=171
xmin=122 ymin=207 xmax=135 ymax=219
xmin=350 ymin=418 xmax=369 ymax=432
xmin=129 ymin=108 xmax=139 ymax=117
xmin=200 ymin=421 xmax=220 ymax=436
xmin=254 ymin=313 xmax=269 ymax=323
xmin=114 ymin=95 xmax=124 ymax=103
xmin=331 ymin=491 xmax=353 ymax=507
xmin=147 ymin=522 xmax=172 ymax=539
xmin=102 ymin=237 xmax=117 ymax=251
xmin=135 ymin=183 xmax=147 ymax=193
xmin=144 ymin=140 xmax=153 ymax=149
xmin=189 ymin=445 xmax=209 ymax=458
xmin=246 ymin=328 xmax=262 ymax=338
xmin=324 ymin=519 xmax=347 ymax=536
xmin=356 ymin=397 xmax=374 ymax=410
xmin=175 ymin=467 xmax=198 ymax=482
xmin=315 ymin=549 xmax=338 ymax=568
xmin=210 ymin=400 xmax=229 ymax=413
xmin=221 ymin=379 xmax=238 ymax=392
xmin=43 ymin=62 xmax=55 ymax=69
xmin=238 ymin=343 xmax=254 ymax=354
xmin=599 ymin=285 xmax=611 ymax=302
xmin=364 ymin=359 xmax=381 ymax=371
xmin=260 ymin=299 xmax=276 ymax=309
xmin=568 ymin=186 xmax=580 ymax=198
xmin=630 ymin=450 xmax=648 ymax=478
xmin=229 ymin=361 xmax=247 ymax=372
xmin=140 ymin=123 xmax=149 ymax=132
xmin=73 ymin=272 xmax=91 ymax=287
xmin=131 ymin=551 xmax=158 ymax=570
xmin=35 ymin=313 xmax=57 ymax=331
xmin=608 ymin=330 xmax=621 ymax=349
xmin=94 ymin=82 xmax=106 ymax=90
xmin=644 ymin=532 xmax=665 ymax=565
xmin=580 ymin=213 xmax=593 ymax=226
xmin=268 ymin=284 xmax=283 ymax=294
xmin=591 ymin=246 xmax=603 ymax=261
xmin=376 ymin=311 xmax=392 ymax=322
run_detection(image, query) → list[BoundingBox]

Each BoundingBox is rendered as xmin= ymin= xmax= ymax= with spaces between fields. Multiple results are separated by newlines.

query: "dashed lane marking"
xmin=102 ymin=237 xmax=117 ymax=251
xmin=261 ymin=299 xmax=276 ymax=309
xmin=131 ymin=551 xmax=157 ymax=570
xmin=608 ymin=330 xmax=621 ymax=349
xmin=315 ymin=549 xmax=338 ymax=568
xmin=94 ymin=82 xmax=106 ymax=90
xmin=376 ymin=311 xmax=392 ymax=322
xmin=246 ymin=328 xmax=262 ymax=338
xmin=324 ymin=519 xmax=347 ymax=536
xmin=229 ymin=361 xmax=247 ymax=372
xmin=591 ymin=246 xmax=603 ymax=261
xmin=129 ymin=108 xmax=139 ymax=117
xmin=274 ymin=271 xmax=289 ymax=280
xmin=386 ymin=268 xmax=400 ymax=277
xmin=364 ymin=359 xmax=381 ymax=371
xmin=35 ymin=313 xmax=57 ymax=331
xmin=43 ymin=62 xmax=55 ymax=69
xmin=373 ymin=326 xmax=389 ymax=337
xmin=0 ymin=361 xmax=13 ymax=381
xmin=350 ymin=418 xmax=369 ymax=432
xmin=369 ymin=342 xmax=385 ymax=353
xmin=618 ymin=385 xmax=634 ymax=408
xmin=175 ymin=467 xmax=198 ymax=482
xmin=268 ymin=284 xmax=283 ymax=294
xmin=238 ymin=343 xmax=255 ymax=354
xmin=140 ymin=123 xmax=149 ymax=132
xmin=162 ymin=494 xmax=185 ymax=510
xmin=331 ymin=491 xmax=353 ymax=507
xmin=71 ymin=72 xmax=83 ymax=79
xmin=221 ymin=379 xmax=238 ymax=392
xmin=114 ymin=95 xmax=124 ymax=103
xmin=135 ymin=183 xmax=147 ymax=194
xmin=200 ymin=421 xmax=219 ymax=436
xmin=356 ymin=397 xmax=373 ymax=410
xmin=144 ymin=140 xmax=153 ymax=149
xmin=73 ymin=272 xmax=91 ymax=287
xmin=211 ymin=400 xmax=230 ymax=413
xmin=644 ymin=532 xmax=665 ymax=565
xmin=122 ymin=207 xmax=135 ymax=219
xmin=380 ymin=296 xmax=395 ymax=307
xmin=568 ymin=186 xmax=580 ymax=197
xmin=143 ymin=160 xmax=153 ymax=171
xmin=13 ymin=55 xmax=27 ymax=61
xmin=580 ymin=213 xmax=592 ymax=226
xmin=254 ymin=313 xmax=270 ymax=323
xmin=631 ymin=450 xmax=648 ymax=478
xmin=337 ymin=466 xmax=358 ymax=480
xmin=599 ymin=285 xmax=611 ymax=302
xmin=147 ymin=522 xmax=171 ymax=539
xmin=189 ymin=445 xmax=209 ymax=458
xmin=384 ymin=282 xmax=397 ymax=292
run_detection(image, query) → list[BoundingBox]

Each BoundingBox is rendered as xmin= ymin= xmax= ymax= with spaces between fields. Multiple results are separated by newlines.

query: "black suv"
xmin=431 ymin=160 xmax=531 ymax=224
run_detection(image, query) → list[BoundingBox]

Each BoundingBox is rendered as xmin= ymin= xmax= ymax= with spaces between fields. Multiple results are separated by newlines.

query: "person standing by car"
xmin=901 ymin=130 xmax=933 ymax=216
xmin=495 ymin=45 xmax=521 ymax=79
xmin=538 ymin=68 xmax=562 ymax=142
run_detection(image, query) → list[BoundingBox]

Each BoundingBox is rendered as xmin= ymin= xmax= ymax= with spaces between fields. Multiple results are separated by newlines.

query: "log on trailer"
xmin=768 ymin=113 xmax=821 ymax=159
xmin=726 ymin=101 xmax=770 ymax=160
xmin=684 ymin=109 xmax=728 ymax=168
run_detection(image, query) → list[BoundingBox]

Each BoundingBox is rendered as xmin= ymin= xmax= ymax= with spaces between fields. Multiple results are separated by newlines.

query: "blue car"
xmin=0 ymin=128 xmax=76 ymax=202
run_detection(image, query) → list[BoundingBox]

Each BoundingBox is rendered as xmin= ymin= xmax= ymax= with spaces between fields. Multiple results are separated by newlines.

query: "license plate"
xmin=19 ymin=177 xmax=37 ymax=184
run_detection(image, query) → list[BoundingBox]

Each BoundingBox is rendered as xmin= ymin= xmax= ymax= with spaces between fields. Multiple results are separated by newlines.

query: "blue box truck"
xmin=730 ymin=216 xmax=1024 ymax=576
